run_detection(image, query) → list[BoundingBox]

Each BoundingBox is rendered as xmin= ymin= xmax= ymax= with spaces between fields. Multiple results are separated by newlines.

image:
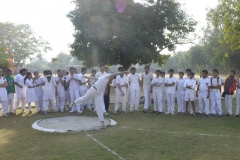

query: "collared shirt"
xmin=96 ymin=71 xmax=106 ymax=78
xmin=176 ymin=78 xmax=186 ymax=92
xmin=67 ymin=74 xmax=80 ymax=90
xmin=55 ymin=76 xmax=65 ymax=97
xmin=151 ymin=76 xmax=164 ymax=92
xmin=198 ymin=77 xmax=211 ymax=94
xmin=116 ymin=75 xmax=128 ymax=86
xmin=141 ymin=72 xmax=153 ymax=89
xmin=128 ymin=73 xmax=140 ymax=90
xmin=184 ymin=78 xmax=196 ymax=91
xmin=78 ymin=74 xmax=88 ymax=90
xmin=211 ymin=76 xmax=222 ymax=93
xmin=165 ymin=76 xmax=177 ymax=94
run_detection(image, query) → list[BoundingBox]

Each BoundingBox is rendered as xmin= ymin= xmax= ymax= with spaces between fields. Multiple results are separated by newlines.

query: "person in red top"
xmin=223 ymin=70 xmax=237 ymax=116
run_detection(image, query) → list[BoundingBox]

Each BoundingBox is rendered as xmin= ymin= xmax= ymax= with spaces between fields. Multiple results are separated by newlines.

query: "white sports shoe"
xmin=165 ymin=112 xmax=170 ymax=114
xmin=104 ymin=112 xmax=109 ymax=116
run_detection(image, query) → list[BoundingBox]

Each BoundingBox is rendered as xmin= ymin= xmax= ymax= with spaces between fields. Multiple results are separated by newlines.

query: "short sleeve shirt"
xmin=211 ymin=77 xmax=222 ymax=93
xmin=198 ymin=78 xmax=211 ymax=94
xmin=5 ymin=75 xmax=15 ymax=93
xmin=141 ymin=72 xmax=153 ymax=89
xmin=116 ymin=75 xmax=128 ymax=86
xmin=128 ymin=73 xmax=140 ymax=90
xmin=165 ymin=76 xmax=177 ymax=94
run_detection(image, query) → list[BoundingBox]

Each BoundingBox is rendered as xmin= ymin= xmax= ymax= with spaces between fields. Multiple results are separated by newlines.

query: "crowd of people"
xmin=0 ymin=64 xmax=240 ymax=119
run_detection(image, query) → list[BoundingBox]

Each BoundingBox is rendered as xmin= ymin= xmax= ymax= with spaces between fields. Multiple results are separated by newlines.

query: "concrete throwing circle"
xmin=32 ymin=116 xmax=117 ymax=133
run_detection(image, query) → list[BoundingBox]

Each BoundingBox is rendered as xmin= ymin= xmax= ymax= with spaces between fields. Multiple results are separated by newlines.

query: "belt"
xmin=93 ymin=86 xmax=97 ymax=90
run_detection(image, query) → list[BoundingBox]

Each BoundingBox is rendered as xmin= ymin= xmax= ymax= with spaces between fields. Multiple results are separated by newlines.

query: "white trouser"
xmin=225 ymin=94 xmax=233 ymax=115
xmin=1 ymin=101 xmax=8 ymax=115
xmin=69 ymin=89 xmax=80 ymax=112
xmin=8 ymin=93 xmax=14 ymax=112
xmin=114 ymin=87 xmax=127 ymax=112
xmin=101 ymin=92 xmax=106 ymax=113
xmin=56 ymin=96 xmax=65 ymax=112
xmin=80 ymin=89 xmax=91 ymax=110
xmin=130 ymin=89 xmax=140 ymax=111
xmin=166 ymin=93 xmax=175 ymax=114
xmin=37 ymin=95 xmax=43 ymax=111
xmin=143 ymin=88 xmax=151 ymax=110
xmin=211 ymin=92 xmax=222 ymax=115
xmin=236 ymin=91 xmax=240 ymax=115
xmin=16 ymin=97 xmax=26 ymax=111
xmin=127 ymin=87 xmax=130 ymax=105
xmin=153 ymin=91 xmax=162 ymax=112
xmin=43 ymin=100 xmax=55 ymax=111
xmin=198 ymin=93 xmax=209 ymax=114
xmin=177 ymin=92 xmax=185 ymax=113
xmin=161 ymin=91 xmax=166 ymax=112
xmin=27 ymin=102 xmax=39 ymax=112
xmin=74 ymin=87 xmax=104 ymax=122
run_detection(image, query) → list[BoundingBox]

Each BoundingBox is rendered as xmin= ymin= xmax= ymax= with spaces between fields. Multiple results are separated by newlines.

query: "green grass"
xmin=1 ymin=100 xmax=240 ymax=160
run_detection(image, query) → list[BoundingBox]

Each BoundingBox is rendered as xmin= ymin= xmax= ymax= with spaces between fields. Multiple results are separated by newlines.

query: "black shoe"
xmin=225 ymin=114 xmax=229 ymax=116
xmin=142 ymin=110 xmax=147 ymax=113
xmin=158 ymin=112 xmax=162 ymax=115
xmin=212 ymin=114 xmax=216 ymax=117
xmin=219 ymin=115 xmax=223 ymax=117
xmin=235 ymin=115 xmax=239 ymax=117
xmin=151 ymin=111 xmax=157 ymax=114
xmin=29 ymin=111 xmax=32 ymax=114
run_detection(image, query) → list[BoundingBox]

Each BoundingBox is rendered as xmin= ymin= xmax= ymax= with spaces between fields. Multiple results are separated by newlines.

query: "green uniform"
xmin=5 ymin=75 xmax=15 ymax=94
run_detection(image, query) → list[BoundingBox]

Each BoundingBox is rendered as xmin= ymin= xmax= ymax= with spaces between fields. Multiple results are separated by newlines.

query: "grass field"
xmin=1 ymin=101 xmax=240 ymax=160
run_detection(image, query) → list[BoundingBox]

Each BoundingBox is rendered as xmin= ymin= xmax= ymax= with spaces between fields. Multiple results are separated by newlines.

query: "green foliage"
xmin=0 ymin=47 xmax=13 ymax=71
xmin=0 ymin=22 xmax=51 ymax=68
xmin=67 ymin=0 xmax=197 ymax=69
xmin=207 ymin=0 xmax=240 ymax=52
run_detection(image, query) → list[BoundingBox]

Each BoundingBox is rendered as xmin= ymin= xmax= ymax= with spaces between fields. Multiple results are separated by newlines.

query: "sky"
xmin=0 ymin=0 xmax=218 ymax=62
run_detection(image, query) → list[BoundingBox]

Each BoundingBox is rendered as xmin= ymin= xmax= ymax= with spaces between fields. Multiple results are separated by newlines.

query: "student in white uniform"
xmin=151 ymin=70 xmax=164 ymax=114
xmin=141 ymin=66 xmax=153 ymax=112
xmin=95 ymin=64 xmax=108 ymax=115
xmin=42 ymin=70 xmax=58 ymax=114
xmin=176 ymin=72 xmax=186 ymax=114
xmin=210 ymin=69 xmax=223 ymax=117
xmin=34 ymin=71 xmax=43 ymax=113
xmin=128 ymin=67 xmax=140 ymax=112
xmin=67 ymin=67 xmax=81 ymax=113
xmin=184 ymin=72 xmax=196 ymax=115
xmin=236 ymin=74 xmax=240 ymax=117
xmin=165 ymin=69 xmax=177 ymax=115
xmin=24 ymin=72 xmax=39 ymax=114
xmin=160 ymin=71 xmax=166 ymax=112
xmin=127 ymin=69 xmax=132 ymax=107
xmin=114 ymin=69 xmax=128 ymax=113
xmin=88 ymin=69 xmax=97 ymax=109
xmin=196 ymin=70 xmax=211 ymax=117
xmin=0 ymin=69 xmax=8 ymax=116
xmin=55 ymin=70 xmax=65 ymax=112
xmin=79 ymin=67 xmax=91 ymax=111
xmin=70 ymin=71 xmax=127 ymax=127
xmin=5 ymin=69 xmax=15 ymax=114
xmin=15 ymin=68 xmax=27 ymax=113
xmin=62 ymin=70 xmax=70 ymax=111
xmin=185 ymin=69 xmax=196 ymax=114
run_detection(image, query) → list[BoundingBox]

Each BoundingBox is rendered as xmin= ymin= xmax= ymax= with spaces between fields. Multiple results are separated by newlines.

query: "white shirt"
xmin=67 ymin=74 xmax=80 ymax=91
xmin=128 ymin=73 xmax=140 ymax=90
xmin=78 ymin=74 xmax=88 ymax=90
xmin=93 ymin=74 xmax=111 ymax=94
xmin=89 ymin=76 xmax=97 ymax=87
xmin=55 ymin=76 xmax=65 ymax=97
xmin=96 ymin=71 xmax=106 ymax=78
xmin=15 ymin=74 xmax=26 ymax=91
xmin=184 ymin=78 xmax=196 ymax=91
xmin=34 ymin=77 xmax=43 ymax=96
xmin=198 ymin=77 xmax=211 ymax=94
xmin=0 ymin=77 xmax=8 ymax=101
xmin=210 ymin=77 xmax=222 ymax=93
xmin=151 ymin=76 xmax=163 ymax=92
xmin=176 ymin=78 xmax=186 ymax=93
xmin=165 ymin=76 xmax=177 ymax=94
xmin=141 ymin=72 xmax=153 ymax=89
xmin=116 ymin=75 xmax=128 ymax=87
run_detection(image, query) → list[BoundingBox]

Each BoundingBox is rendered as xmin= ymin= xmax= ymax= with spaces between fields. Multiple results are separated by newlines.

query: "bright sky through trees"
xmin=0 ymin=0 xmax=218 ymax=61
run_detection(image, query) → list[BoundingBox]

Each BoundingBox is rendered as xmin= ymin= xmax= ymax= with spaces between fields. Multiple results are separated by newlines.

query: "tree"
xmin=0 ymin=47 xmax=13 ymax=71
xmin=67 ymin=0 xmax=197 ymax=69
xmin=207 ymin=0 xmax=240 ymax=52
xmin=0 ymin=22 xmax=51 ymax=68
xmin=51 ymin=57 xmax=59 ymax=74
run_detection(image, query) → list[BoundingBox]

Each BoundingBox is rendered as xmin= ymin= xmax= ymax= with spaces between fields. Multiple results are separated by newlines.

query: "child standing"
xmin=176 ymin=72 xmax=186 ymax=114
xmin=210 ymin=69 xmax=223 ymax=117
xmin=55 ymin=70 xmax=65 ymax=112
xmin=196 ymin=70 xmax=211 ymax=117
xmin=160 ymin=71 xmax=166 ymax=112
xmin=151 ymin=70 xmax=164 ymax=114
xmin=5 ymin=69 xmax=15 ymax=114
xmin=223 ymin=70 xmax=237 ymax=116
xmin=184 ymin=72 xmax=196 ymax=115
xmin=164 ymin=69 xmax=177 ymax=115
xmin=42 ymin=70 xmax=58 ymax=114
xmin=24 ymin=72 xmax=39 ymax=114
xmin=34 ymin=71 xmax=43 ymax=113
xmin=142 ymin=66 xmax=153 ymax=112
xmin=0 ymin=69 xmax=8 ymax=116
